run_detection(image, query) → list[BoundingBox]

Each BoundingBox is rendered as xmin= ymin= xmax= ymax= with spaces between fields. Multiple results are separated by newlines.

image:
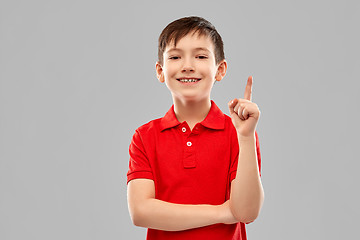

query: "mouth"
xmin=176 ymin=78 xmax=201 ymax=83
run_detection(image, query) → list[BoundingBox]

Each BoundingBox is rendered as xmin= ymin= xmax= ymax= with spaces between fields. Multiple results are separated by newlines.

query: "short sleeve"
xmin=229 ymin=130 xmax=262 ymax=185
xmin=255 ymin=131 xmax=261 ymax=177
xmin=229 ymin=128 xmax=240 ymax=185
xmin=126 ymin=129 xmax=154 ymax=184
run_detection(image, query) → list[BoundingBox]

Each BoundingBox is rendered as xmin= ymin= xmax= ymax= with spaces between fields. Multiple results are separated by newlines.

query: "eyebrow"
xmin=165 ymin=47 xmax=211 ymax=53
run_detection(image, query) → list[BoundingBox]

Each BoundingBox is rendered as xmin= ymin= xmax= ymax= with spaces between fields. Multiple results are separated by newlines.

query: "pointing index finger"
xmin=244 ymin=76 xmax=253 ymax=101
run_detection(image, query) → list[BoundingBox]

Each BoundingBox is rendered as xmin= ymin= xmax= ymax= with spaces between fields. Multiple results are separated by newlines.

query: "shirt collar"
xmin=160 ymin=100 xmax=225 ymax=131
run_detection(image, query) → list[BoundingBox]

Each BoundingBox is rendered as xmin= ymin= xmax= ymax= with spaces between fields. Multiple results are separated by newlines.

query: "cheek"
xmin=203 ymin=67 xmax=218 ymax=79
xmin=197 ymin=62 xmax=217 ymax=75
xmin=163 ymin=64 xmax=177 ymax=76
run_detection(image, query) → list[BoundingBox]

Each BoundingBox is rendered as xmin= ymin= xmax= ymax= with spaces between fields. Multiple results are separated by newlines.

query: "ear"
xmin=155 ymin=61 xmax=165 ymax=83
xmin=215 ymin=59 xmax=227 ymax=82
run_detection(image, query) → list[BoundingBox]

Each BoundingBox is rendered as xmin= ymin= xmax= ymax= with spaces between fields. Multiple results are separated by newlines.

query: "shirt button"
xmin=187 ymin=141 xmax=192 ymax=146
xmin=182 ymin=127 xmax=186 ymax=132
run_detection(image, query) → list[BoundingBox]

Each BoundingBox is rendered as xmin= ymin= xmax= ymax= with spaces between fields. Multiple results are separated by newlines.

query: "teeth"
xmin=179 ymin=78 xmax=199 ymax=82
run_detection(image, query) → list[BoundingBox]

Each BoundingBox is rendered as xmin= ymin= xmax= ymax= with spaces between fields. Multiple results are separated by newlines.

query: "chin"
xmin=174 ymin=93 xmax=208 ymax=103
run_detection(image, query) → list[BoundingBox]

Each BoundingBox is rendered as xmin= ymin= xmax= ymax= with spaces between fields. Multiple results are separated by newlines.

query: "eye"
xmin=197 ymin=55 xmax=208 ymax=59
xmin=169 ymin=56 xmax=180 ymax=60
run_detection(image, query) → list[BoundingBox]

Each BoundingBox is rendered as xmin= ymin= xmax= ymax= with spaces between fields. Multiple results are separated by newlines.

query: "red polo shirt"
xmin=127 ymin=100 xmax=261 ymax=240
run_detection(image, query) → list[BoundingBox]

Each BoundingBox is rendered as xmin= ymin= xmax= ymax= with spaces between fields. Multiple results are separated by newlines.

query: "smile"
xmin=176 ymin=78 xmax=201 ymax=83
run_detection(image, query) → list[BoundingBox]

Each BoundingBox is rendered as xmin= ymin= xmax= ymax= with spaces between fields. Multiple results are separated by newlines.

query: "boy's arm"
xmin=229 ymin=133 xmax=264 ymax=223
xmin=228 ymin=76 xmax=264 ymax=223
xmin=127 ymin=178 xmax=237 ymax=231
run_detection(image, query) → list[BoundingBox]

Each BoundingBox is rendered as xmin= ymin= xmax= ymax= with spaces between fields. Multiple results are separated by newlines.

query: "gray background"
xmin=1 ymin=0 xmax=359 ymax=239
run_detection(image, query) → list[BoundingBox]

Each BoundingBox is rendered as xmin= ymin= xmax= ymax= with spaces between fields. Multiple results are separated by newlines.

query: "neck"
xmin=173 ymin=97 xmax=212 ymax=125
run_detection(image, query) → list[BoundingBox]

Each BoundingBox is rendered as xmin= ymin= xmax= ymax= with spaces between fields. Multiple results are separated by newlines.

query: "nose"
xmin=181 ymin=57 xmax=195 ymax=72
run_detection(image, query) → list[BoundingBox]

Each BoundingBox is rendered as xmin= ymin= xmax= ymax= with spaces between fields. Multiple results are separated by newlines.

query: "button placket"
xmin=183 ymin=135 xmax=196 ymax=168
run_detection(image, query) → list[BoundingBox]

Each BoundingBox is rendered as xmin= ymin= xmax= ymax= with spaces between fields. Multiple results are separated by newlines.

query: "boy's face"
xmin=156 ymin=31 xmax=227 ymax=102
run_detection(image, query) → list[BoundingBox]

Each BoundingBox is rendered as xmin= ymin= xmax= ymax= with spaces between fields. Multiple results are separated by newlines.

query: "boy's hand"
xmin=218 ymin=200 xmax=238 ymax=224
xmin=228 ymin=76 xmax=260 ymax=139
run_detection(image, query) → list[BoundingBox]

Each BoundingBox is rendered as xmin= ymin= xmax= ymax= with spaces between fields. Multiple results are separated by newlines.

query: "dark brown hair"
xmin=157 ymin=16 xmax=225 ymax=66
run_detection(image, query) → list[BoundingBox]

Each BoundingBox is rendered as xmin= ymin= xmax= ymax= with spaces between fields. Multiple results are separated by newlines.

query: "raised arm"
xmin=127 ymin=178 xmax=237 ymax=231
xmin=228 ymin=76 xmax=264 ymax=223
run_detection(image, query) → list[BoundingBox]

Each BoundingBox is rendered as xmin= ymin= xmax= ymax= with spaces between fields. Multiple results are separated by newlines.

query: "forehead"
xmin=165 ymin=31 xmax=214 ymax=53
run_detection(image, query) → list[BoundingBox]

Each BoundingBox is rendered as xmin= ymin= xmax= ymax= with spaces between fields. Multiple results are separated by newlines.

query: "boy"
xmin=127 ymin=16 xmax=264 ymax=240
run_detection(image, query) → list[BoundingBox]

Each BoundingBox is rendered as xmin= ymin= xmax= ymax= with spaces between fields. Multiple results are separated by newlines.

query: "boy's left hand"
xmin=228 ymin=76 xmax=260 ymax=139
